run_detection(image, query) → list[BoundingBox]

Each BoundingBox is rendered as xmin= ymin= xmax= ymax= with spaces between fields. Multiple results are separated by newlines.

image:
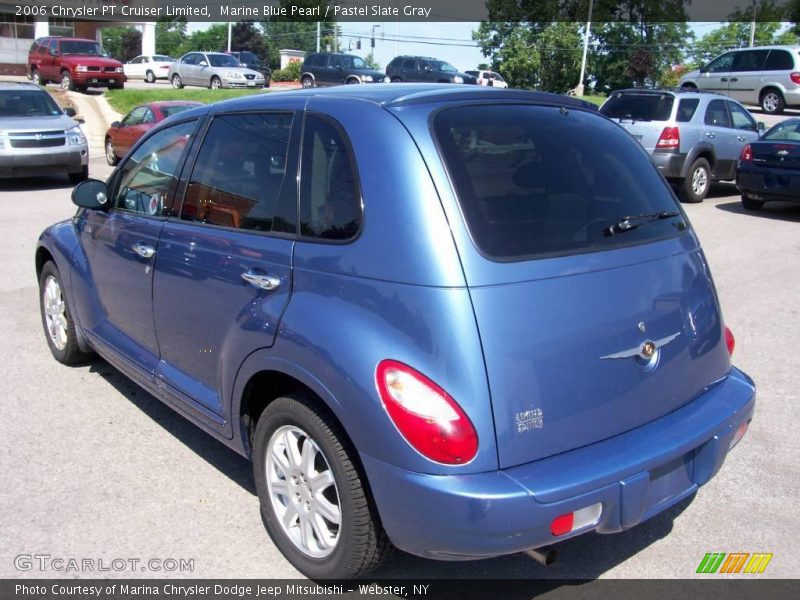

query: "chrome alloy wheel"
xmin=763 ymin=92 xmax=780 ymax=113
xmin=266 ymin=425 xmax=341 ymax=558
xmin=692 ymin=165 xmax=708 ymax=196
xmin=43 ymin=275 xmax=68 ymax=351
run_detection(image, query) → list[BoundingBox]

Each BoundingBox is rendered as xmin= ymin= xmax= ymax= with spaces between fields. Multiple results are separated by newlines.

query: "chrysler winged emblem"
xmin=600 ymin=332 xmax=681 ymax=362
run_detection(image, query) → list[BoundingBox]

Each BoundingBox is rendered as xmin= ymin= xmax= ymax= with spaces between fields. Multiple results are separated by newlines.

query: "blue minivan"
xmin=36 ymin=85 xmax=755 ymax=579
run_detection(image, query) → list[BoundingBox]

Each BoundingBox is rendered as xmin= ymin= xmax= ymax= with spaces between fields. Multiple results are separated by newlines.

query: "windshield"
xmin=208 ymin=54 xmax=240 ymax=68
xmin=433 ymin=104 xmax=683 ymax=261
xmin=60 ymin=41 xmax=106 ymax=56
xmin=600 ymin=93 xmax=675 ymax=122
xmin=434 ymin=61 xmax=458 ymax=72
xmin=0 ymin=90 xmax=62 ymax=117
xmin=762 ymin=119 xmax=800 ymax=141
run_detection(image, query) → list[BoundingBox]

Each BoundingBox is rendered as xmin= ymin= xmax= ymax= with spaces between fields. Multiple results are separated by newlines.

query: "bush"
xmin=272 ymin=61 xmax=301 ymax=82
xmin=659 ymin=65 xmax=692 ymax=89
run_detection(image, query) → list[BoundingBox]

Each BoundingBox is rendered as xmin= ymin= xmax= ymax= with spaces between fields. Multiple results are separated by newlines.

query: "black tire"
xmin=145 ymin=70 xmax=156 ymax=83
xmin=741 ymin=194 xmax=765 ymax=211
xmin=210 ymin=76 xmax=222 ymax=90
xmin=680 ymin=157 xmax=711 ymax=203
xmin=760 ymin=88 xmax=785 ymax=114
xmin=390 ymin=76 xmax=402 ymax=83
xmin=39 ymin=261 xmax=91 ymax=365
xmin=680 ymin=83 xmax=696 ymax=90
xmin=31 ymin=69 xmax=43 ymax=86
xmin=171 ymin=74 xmax=183 ymax=89
xmin=301 ymin=75 xmax=314 ymax=89
xmin=264 ymin=75 xmax=271 ymax=88
xmin=68 ymin=165 xmax=89 ymax=185
xmin=253 ymin=394 xmax=392 ymax=580
xmin=345 ymin=77 xmax=360 ymax=85
xmin=105 ymin=137 xmax=118 ymax=166
xmin=60 ymin=71 xmax=75 ymax=92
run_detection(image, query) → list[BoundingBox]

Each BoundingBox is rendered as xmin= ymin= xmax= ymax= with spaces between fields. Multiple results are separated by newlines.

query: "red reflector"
xmin=730 ymin=420 xmax=749 ymax=449
xmin=551 ymin=512 xmax=574 ymax=537
xmin=724 ymin=326 xmax=735 ymax=356
xmin=656 ymin=126 xmax=680 ymax=149
xmin=791 ymin=72 xmax=800 ymax=84
xmin=740 ymin=144 xmax=752 ymax=162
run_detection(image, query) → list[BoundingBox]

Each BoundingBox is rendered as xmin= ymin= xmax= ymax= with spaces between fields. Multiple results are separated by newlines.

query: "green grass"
xmin=105 ymin=88 xmax=267 ymax=115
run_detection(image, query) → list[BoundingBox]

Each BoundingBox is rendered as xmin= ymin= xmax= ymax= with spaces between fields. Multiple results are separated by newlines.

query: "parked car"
xmin=230 ymin=51 xmax=272 ymax=87
xmin=28 ymin=37 xmax=124 ymax=92
xmin=168 ymin=52 xmax=265 ymax=89
xmin=465 ymin=69 xmax=508 ymax=88
xmin=37 ymin=84 xmax=755 ymax=580
xmin=600 ymin=88 xmax=763 ymax=202
xmin=386 ymin=56 xmax=478 ymax=84
xmin=123 ymin=55 xmax=176 ymax=83
xmin=299 ymin=52 xmax=389 ymax=88
xmin=0 ymin=81 xmax=88 ymax=182
xmin=105 ymin=101 xmax=202 ymax=166
xmin=679 ymin=46 xmax=800 ymax=114
xmin=736 ymin=117 xmax=800 ymax=210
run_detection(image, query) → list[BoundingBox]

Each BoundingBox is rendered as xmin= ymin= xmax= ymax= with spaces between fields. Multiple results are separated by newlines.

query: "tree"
xmin=362 ymin=53 xmax=380 ymax=70
xmin=155 ymin=18 xmax=187 ymax=57
xmin=100 ymin=26 xmax=139 ymax=61
xmin=182 ymin=23 xmax=229 ymax=55
xmin=232 ymin=21 xmax=269 ymax=60
xmin=120 ymin=29 xmax=142 ymax=63
xmin=262 ymin=1 xmax=336 ymax=68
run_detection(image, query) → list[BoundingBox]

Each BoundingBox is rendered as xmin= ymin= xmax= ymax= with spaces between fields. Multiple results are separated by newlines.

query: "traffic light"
xmin=370 ymin=37 xmax=375 ymax=47
xmin=356 ymin=39 xmax=361 ymax=49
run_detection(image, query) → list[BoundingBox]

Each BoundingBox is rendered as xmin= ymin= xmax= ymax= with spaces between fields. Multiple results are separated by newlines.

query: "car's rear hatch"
xmin=600 ymin=91 xmax=676 ymax=151
xmin=432 ymin=103 xmax=732 ymax=469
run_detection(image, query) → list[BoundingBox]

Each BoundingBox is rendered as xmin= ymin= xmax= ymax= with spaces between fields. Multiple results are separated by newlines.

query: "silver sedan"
xmin=168 ymin=52 xmax=266 ymax=90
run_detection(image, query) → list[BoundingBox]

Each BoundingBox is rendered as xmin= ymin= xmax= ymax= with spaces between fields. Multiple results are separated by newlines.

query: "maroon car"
xmin=105 ymin=101 xmax=203 ymax=166
xmin=29 ymin=37 xmax=124 ymax=92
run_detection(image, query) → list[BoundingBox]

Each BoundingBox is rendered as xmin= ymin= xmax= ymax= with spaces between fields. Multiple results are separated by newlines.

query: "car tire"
xmin=301 ymin=76 xmax=314 ymax=88
xmin=60 ymin=71 xmax=75 ymax=92
xmin=68 ymin=165 xmax=89 ymax=185
xmin=171 ymin=74 xmax=184 ymax=89
xmin=253 ymin=394 xmax=392 ymax=580
xmin=390 ymin=77 xmax=402 ymax=83
xmin=105 ymin=137 xmax=118 ymax=166
xmin=264 ymin=76 xmax=271 ymax=88
xmin=680 ymin=158 xmax=711 ymax=203
xmin=345 ymin=77 xmax=360 ymax=85
xmin=31 ymin=69 xmax=43 ymax=86
xmin=760 ymin=88 xmax=785 ymax=114
xmin=741 ymin=194 xmax=765 ymax=211
xmin=145 ymin=70 xmax=156 ymax=83
xmin=680 ymin=83 xmax=696 ymax=90
xmin=39 ymin=261 xmax=91 ymax=365
xmin=210 ymin=76 xmax=222 ymax=90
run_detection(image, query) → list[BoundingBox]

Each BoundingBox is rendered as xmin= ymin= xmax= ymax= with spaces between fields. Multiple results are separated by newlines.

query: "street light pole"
xmin=576 ymin=0 xmax=593 ymax=96
xmin=227 ymin=21 xmax=232 ymax=52
xmin=749 ymin=0 xmax=757 ymax=47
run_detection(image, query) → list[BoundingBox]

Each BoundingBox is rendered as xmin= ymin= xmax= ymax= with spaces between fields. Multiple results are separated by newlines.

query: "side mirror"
xmin=199 ymin=60 xmax=208 ymax=67
xmin=64 ymin=107 xmax=76 ymax=117
xmin=424 ymin=65 xmax=433 ymax=72
xmin=72 ymin=179 xmax=109 ymax=210
xmin=76 ymin=118 xmax=85 ymax=125
xmin=757 ymin=121 xmax=766 ymax=132
xmin=699 ymin=66 xmax=708 ymax=74
xmin=110 ymin=121 xmax=121 ymax=128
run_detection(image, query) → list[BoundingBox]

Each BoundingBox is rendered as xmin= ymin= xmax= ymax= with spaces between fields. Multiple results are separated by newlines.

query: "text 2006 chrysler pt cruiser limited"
xmin=36 ymin=85 xmax=755 ymax=579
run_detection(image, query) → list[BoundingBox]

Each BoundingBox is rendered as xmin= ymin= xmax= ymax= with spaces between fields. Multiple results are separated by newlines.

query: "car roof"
xmin=149 ymin=101 xmax=204 ymax=108
xmin=201 ymin=83 xmax=598 ymax=113
xmin=0 ymin=80 xmax=45 ymax=91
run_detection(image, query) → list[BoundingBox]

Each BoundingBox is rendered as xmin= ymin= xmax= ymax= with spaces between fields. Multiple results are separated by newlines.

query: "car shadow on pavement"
xmin=86 ymin=359 xmax=256 ymax=495
xmin=705 ymin=181 xmax=739 ymax=199
xmin=0 ymin=175 xmax=75 ymax=192
xmin=715 ymin=199 xmax=800 ymax=222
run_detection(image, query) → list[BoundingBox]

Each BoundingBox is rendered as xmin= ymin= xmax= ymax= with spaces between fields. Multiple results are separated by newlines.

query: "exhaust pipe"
xmin=523 ymin=546 xmax=558 ymax=566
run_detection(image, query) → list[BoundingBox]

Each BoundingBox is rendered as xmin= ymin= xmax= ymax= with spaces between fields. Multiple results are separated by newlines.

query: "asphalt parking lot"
xmin=1 ymin=127 xmax=799 ymax=581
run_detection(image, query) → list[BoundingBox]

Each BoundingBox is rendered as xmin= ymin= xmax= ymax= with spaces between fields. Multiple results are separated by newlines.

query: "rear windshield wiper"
xmin=603 ymin=211 xmax=682 ymax=236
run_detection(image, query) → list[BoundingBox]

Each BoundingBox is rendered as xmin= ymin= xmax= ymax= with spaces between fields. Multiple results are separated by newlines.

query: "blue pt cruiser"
xmin=36 ymin=85 xmax=755 ymax=579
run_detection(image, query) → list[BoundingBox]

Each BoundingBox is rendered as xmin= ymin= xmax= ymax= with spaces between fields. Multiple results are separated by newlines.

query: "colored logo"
xmin=696 ymin=552 xmax=773 ymax=574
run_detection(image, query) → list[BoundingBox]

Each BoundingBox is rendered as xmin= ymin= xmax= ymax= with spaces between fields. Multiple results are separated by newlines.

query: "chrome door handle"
xmin=737 ymin=135 xmax=747 ymax=142
xmin=131 ymin=243 xmax=155 ymax=259
xmin=730 ymin=77 xmax=738 ymax=82
xmin=705 ymin=132 xmax=716 ymax=138
xmin=241 ymin=272 xmax=281 ymax=291
xmin=720 ymin=77 xmax=728 ymax=82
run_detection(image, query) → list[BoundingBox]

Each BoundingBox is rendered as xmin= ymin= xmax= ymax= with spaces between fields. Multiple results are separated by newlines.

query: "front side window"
xmin=121 ymin=106 xmax=147 ymax=127
xmin=727 ymin=101 xmax=757 ymax=131
xmin=182 ymin=113 xmax=295 ymax=233
xmin=433 ymin=104 xmax=683 ymax=261
xmin=299 ymin=115 xmax=361 ymax=240
xmin=706 ymin=52 xmax=734 ymax=73
xmin=113 ymin=121 xmax=195 ymax=217
xmin=434 ymin=61 xmax=458 ymax=72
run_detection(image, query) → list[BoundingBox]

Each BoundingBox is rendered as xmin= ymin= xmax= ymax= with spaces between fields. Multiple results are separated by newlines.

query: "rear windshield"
xmin=600 ymin=93 xmax=675 ymax=122
xmin=433 ymin=104 xmax=684 ymax=261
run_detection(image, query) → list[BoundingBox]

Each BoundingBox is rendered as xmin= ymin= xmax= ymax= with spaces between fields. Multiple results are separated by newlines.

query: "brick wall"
xmin=0 ymin=63 xmax=26 ymax=76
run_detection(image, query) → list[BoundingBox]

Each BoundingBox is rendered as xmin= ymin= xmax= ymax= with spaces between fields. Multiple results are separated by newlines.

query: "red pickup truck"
xmin=28 ymin=37 xmax=125 ymax=92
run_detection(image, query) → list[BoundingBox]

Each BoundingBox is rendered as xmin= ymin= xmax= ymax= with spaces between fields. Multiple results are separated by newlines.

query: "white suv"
xmin=679 ymin=46 xmax=800 ymax=114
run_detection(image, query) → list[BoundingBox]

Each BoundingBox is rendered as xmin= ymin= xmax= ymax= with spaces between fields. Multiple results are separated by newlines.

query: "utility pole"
xmin=576 ymin=0 xmax=593 ymax=96
xmin=227 ymin=21 xmax=232 ymax=52
xmin=316 ymin=22 xmax=320 ymax=53
xmin=749 ymin=0 xmax=757 ymax=47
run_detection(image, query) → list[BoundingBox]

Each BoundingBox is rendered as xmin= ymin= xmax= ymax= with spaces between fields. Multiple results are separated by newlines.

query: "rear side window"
xmin=433 ymin=105 xmax=683 ymax=261
xmin=704 ymin=99 xmax=731 ymax=128
xmin=305 ymin=54 xmax=324 ymax=68
xmin=599 ymin=93 xmax=674 ymax=122
xmin=181 ymin=113 xmax=295 ymax=233
xmin=676 ymin=98 xmax=700 ymax=122
xmin=731 ymin=49 xmax=769 ymax=72
xmin=765 ymin=49 xmax=795 ymax=71
xmin=402 ymin=59 xmax=417 ymax=69
xmin=299 ymin=114 xmax=361 ymax=240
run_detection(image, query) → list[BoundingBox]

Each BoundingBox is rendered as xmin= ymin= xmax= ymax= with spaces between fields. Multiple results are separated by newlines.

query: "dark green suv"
xmin=300 ymin=53 xmax=388 ymax=88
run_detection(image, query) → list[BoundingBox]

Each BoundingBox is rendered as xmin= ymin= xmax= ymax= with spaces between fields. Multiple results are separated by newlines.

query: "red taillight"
xmin=550 ymin=504 xmax=603 ymax=537
xmin=791 ymin=72 xmax=800 ymax=84
xmin=725 ymin=326 xmax=735 ymax=356
xmin=376 ymin=360 xmax=478 ymax=465
xmin=656 ymin=126 xmax=680 ymax=149
xmin=550 ymin=513 xmax=574 ymax=537
xmin=740 ymin=144 xmax=752 ymax=162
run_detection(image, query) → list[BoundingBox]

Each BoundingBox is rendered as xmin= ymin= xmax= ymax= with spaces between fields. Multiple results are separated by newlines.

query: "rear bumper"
xmin=652 ymin=151 xmax=687 ymax=179
xmin=362 ymin=367 xmax=755 ymax=560
xmin=737 ymin=166 xmax=800 ymax=203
